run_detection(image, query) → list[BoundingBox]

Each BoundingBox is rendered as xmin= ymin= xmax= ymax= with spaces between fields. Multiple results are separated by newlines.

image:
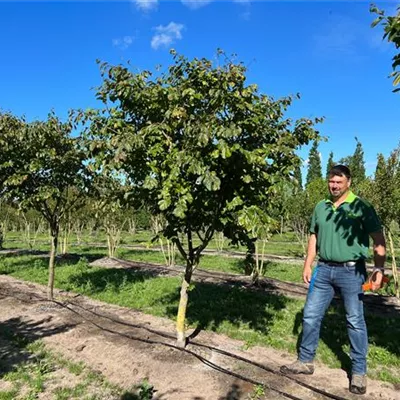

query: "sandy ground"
xmin=0 ymin=274 xmax=399 ymax=400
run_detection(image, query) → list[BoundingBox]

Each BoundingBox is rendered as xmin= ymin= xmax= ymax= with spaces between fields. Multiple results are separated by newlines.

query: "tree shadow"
xmin=0 ymin=316 xmax=76 ymax=377
xmin=325 ymin=197 xmax=379 ymax=252
xmin=160 ymin=280 xmax=291 ymax=338
xmin=0 ymin=250 xmax=105 ymax=276
xmin=56 ymin=252 xmax=105 ymax=264
xmin=293 ymin=303 xmax=352 ymax=376
xmin=293 ymin=299 xmax=400 ymax=376
xmin=218 ymin=383 xmax=242 ymax=400
xmin=68 ymin=267 xmax=162 ymax=295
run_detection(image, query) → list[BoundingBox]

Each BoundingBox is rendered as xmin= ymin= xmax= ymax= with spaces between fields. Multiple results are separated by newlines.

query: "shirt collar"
xmin=325 ymin=191 xmax=356 ymax=205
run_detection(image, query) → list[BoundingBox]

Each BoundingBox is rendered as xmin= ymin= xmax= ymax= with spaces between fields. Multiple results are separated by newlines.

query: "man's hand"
xmin=370 ymin=269 xmax=384 ymax=291
xmin=303 ymin=233 xmax=317 ymax=286
xmin=303 ymin=265 xmax=313 ymax=285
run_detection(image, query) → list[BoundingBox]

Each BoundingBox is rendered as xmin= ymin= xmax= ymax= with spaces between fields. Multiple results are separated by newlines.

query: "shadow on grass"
xmin=0 ymin=250 xmax=107 ymax=275
xmin=162 ymin=280 xmax=290 ymax=337
xmin=68 ymin=268 xmax=162 ymax=295
xmin=117 ymin=248 xmax=186 ymax=265
xmin=0 ymin=316 xmax=76 ymax=377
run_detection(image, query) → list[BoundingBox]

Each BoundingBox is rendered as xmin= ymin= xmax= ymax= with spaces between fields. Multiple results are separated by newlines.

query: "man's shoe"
xmin=350 ymin=374 xmax=367 ymax=395
xmin=280 ymin=360 xmax=314 ymax=375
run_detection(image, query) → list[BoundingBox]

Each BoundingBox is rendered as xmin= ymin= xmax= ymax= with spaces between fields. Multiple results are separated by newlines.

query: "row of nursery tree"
xmin=0 ymin=4 xmax=399 ymax=346
xmin=2 ymin=135 xmax=399 ymax=259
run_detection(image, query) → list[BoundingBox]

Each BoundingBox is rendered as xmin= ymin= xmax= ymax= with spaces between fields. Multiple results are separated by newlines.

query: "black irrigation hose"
xmin=54 ymin=299 xmax=351 ymax=400
xmin=0 ymin=280 xmax=387 ymax=400
xmin=52 ymin=300 xmax=305 ymax=400
xmin=0 ymin=280 xmax=391 ymax=400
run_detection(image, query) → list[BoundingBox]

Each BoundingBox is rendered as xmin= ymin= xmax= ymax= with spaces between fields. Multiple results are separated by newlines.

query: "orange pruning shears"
xmin=362 ymin=269 xmax=390 ymax=291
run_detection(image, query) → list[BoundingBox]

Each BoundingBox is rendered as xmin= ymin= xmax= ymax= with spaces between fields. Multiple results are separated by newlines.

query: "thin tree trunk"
xmin=252 ymin=241 xmax=260 ymax=284
xmin=176 ymin=226 xmax=196 ymax=348
xmin=387 ymin=230 xmax=399 ymax=298
xmin=176 ymin=266 xmax=192 ymax=348
xmin=0 ymin=224 xmax=4 ymax=250
xmin=47 ymin=230 xmax=58 ymax=300
xmin=159 ymin=237 xmax=167 ymax=265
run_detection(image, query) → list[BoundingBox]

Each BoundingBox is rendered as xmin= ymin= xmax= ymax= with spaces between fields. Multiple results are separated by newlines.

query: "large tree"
xmin=338 ymin=138 xmax=366 ymax=188
xmin=349 ymin=137 xmax=366 ymax=187
xmin=83 ymin=50 xmax=321 ymax=346
xmin=306 ymin=141 xmax=322 ymax=185
xmin=325 ymin=151 xmax=335 ymax=178
xmin=293 ymin=163 xmax=303 ymax=189
xmin=371 ymin=4 xmax=400 ymax=92
xmin=1 ymin=112 xmax=92 ymax=300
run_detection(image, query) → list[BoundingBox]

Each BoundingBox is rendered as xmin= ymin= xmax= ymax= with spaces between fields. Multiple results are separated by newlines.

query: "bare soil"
xmin=0 ymin=271 xmax=399 ymax=400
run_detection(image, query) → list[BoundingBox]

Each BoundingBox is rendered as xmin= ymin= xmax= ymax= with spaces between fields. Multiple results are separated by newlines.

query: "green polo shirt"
xmin=310 ymin=191 xmax=382 ymax=262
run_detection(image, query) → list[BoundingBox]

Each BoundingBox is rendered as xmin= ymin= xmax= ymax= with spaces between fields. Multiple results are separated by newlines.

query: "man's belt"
xmin=319 ymin=259 xmax=361 ymax=267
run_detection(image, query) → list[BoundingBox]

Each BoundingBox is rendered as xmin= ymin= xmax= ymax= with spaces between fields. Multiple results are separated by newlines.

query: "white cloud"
xmin=314 ymin=15 xmax=359 ymax=56
xmin=134 ymin=0 xmax=158 ymax=11
xmin=240 ymin=10 xmax=251 ymax=21
xmin=233 ymin=0 xmax=251 ymax=21
xmin=313 ymin=12 xmax=397 ymax=59
xmin=112 ymin=36 xmax=135 ymax=50
xmin=151 ymin=22 xmax=184 ymax=50
xmin=181 ymin=0 xmax=213 ymax=10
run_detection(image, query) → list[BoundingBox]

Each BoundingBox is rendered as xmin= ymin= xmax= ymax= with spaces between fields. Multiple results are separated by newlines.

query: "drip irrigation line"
xmin=55 ymin=299 xmax=351 ymax=400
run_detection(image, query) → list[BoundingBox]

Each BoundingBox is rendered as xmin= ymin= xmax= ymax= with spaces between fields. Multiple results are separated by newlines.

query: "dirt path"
xmin=0 ymin=275 xmax=398 ymax=400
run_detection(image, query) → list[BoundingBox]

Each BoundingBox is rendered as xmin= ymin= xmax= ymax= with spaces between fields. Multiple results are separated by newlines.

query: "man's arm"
xmin=369 ymin=231 xmax=386 ymax=291
xmin=303 ymin=233 xmax=317 ymax=284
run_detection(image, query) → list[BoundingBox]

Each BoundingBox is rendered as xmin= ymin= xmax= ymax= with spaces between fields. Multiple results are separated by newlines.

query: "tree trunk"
xmin=47 ymin=229 xmax=58 ymax=300
xmin=176 ymin=267 xmax=192 ymax=348
xmin=61 ymin=222 xmax=71 ymax=255
xmin=387 ymin=230 xmax=399 ymax=298
xmin=0 ymin=224 xmax=4 ymax=250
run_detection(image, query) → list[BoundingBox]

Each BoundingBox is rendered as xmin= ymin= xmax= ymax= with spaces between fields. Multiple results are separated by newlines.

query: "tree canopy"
xmin=82 ymin=50 xmax=322 ymax=345
xmin=371 ymin=4 xmax=400 ymax=92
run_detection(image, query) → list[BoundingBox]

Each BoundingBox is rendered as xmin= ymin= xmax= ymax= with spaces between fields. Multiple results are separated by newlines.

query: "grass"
xmin=0 ymin=323 xmax=154 ymax=399
xmin=0 ymin=253 xmax=399 ymax=385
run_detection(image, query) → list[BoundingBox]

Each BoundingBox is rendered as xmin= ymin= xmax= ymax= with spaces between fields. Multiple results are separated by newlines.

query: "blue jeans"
xmin=299 ymin=263 xmax=368 ymax=375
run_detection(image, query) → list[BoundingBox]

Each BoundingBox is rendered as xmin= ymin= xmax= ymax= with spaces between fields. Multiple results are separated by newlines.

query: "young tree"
xmin=84 ymin=50 xmax=321 ymax=346
xmin=371 ymin=4 xmax=400 ymax=92
xmin=370 ymin=150 xmax=400 ymax=297
xmin=238 ymin=206 xmax=276 ymax=283
xmin=306 ymin=141 xmax=322 ymax=185
xmin=1 ymin=112 xmax=91 ymax=300
xmin=0 ymin=113 xmax=25 ymax=191
xmin=90 ymin=174 xmax=128 ymax=258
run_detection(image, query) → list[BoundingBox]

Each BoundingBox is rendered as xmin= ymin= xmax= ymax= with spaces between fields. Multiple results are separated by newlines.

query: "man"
xmin=280 ymin=165 xmax=386 ymax=395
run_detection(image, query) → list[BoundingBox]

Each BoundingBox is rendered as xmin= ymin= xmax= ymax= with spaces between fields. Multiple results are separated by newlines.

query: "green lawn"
xmin=0 ymin=253 xmax=399 ymax=385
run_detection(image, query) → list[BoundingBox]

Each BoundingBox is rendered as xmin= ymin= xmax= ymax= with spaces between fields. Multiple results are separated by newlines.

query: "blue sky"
xmin=0 ymin=1 xmax=399 ymax=178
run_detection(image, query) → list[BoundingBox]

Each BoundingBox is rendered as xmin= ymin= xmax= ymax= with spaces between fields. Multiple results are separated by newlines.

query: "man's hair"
xmin=328 ymin=164 xmax=351 ymax=179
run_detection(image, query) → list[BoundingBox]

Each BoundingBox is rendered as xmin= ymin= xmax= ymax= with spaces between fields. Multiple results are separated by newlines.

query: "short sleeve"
xmin=309 ymin=207 xmax=318 ymax=234
xmin=361 ymin=201 xmax=382 ymax=233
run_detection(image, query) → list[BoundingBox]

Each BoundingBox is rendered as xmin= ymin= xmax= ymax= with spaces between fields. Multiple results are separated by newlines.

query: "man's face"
xmin=328 ymin=174 xmax=350 ymax=198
